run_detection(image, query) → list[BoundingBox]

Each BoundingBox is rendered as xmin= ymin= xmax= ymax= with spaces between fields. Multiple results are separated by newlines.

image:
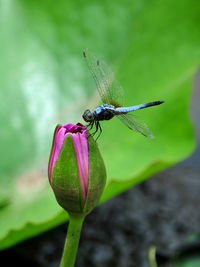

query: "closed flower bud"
xmin=48 ymin=123 xmax=106 ymax=216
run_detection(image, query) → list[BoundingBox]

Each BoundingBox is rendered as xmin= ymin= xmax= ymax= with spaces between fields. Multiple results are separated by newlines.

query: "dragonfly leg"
xmin=86 ymin=121 xmax=94 ymax=130
xmin=88 ymin=120 xmax=102 ymax=141
xmin=95 ymin=122 xmax=102 ymax=141
xmin=86 ymin=121 xmax=94 ymax=139
xmin=86 ymin=122 xmax=91 ymax=129
xmin=90 ymin=120 xmax=99 ymax=137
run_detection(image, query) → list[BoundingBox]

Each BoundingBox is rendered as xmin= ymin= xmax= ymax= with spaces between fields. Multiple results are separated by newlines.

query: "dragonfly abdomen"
xmin=115 ymin=101 xmax=164 ymax=114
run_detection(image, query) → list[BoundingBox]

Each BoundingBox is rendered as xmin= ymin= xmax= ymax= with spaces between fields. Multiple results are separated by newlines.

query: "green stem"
xmin=148 ymin=246 xmax=158 ymax=267
xmin=60 ymin=215 xmax=85 ymax=267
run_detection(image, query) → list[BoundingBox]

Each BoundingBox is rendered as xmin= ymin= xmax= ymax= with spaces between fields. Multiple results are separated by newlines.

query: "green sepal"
xmin=83 ymin=134 xmax=107 ymax=215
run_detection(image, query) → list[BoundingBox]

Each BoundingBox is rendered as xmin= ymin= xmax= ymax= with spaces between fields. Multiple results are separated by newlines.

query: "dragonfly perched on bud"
xmin=82 ymin=49 xmax=164 ymax=139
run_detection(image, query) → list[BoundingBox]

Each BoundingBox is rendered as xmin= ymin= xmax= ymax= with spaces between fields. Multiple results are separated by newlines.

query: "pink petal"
xmin=73 ymin=132 xmax=89 ymax=201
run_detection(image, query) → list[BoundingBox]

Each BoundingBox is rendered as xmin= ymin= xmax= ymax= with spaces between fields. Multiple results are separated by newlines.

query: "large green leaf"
xmin=0 ymin=0 xmax=199 ymax=249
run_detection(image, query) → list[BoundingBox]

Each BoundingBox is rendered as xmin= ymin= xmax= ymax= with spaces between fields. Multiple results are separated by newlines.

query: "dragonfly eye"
xmin=82 ymin=109 xmax=93 ymax=122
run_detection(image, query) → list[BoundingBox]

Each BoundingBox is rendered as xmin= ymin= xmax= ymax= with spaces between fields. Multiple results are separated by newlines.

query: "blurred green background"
xmin=0 ymin=0 xmax=199 ymax=261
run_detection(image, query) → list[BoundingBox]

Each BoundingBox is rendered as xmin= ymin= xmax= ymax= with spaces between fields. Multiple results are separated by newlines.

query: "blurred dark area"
xmin=0 ymin=72 xmax=199 ymax=267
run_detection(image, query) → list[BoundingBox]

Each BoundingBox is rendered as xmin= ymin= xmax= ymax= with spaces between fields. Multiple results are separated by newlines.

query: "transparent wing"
xmin=117 ymin=113 xmax=155 ymax=139
xmin=83 ymin=49 xmax=124 ymax=106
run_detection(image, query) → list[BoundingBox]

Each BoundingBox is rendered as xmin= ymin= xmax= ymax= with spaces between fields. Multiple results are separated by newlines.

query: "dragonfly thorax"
xmin=93 ymin=104 xmax=115 ymax=121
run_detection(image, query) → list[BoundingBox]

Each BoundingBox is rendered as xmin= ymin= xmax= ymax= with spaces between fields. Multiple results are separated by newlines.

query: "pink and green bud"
xmin=48 ymin=123 xmax=106 ymax=216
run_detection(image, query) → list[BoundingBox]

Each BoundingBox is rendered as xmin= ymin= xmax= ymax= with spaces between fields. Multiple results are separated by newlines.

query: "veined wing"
xmin=117 ymin=113 xmax=155 ymax=139
xmin=83 ymin=49 xmax=124 ymax=106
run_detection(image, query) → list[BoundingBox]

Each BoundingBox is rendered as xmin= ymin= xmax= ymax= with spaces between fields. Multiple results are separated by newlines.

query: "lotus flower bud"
xmin=48 ymin=123 xmax=106 ymax=216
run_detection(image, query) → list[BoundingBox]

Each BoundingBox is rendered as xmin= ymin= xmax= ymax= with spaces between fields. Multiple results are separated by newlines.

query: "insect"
xmin=82 ymin=49 xmax=164 ymax=139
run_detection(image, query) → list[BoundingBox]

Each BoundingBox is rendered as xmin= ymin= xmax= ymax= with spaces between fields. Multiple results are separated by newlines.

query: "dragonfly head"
xmin=82 ymin=109 xmax=94 ymax=122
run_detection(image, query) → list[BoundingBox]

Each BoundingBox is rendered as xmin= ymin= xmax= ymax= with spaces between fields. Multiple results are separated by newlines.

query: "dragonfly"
xmin=82 ymin=49 xmax=164 ymax=139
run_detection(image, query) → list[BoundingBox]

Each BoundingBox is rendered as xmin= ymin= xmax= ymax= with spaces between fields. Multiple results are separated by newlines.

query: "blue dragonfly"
xmin=82 ymin=49 xmax=164 ymax=139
